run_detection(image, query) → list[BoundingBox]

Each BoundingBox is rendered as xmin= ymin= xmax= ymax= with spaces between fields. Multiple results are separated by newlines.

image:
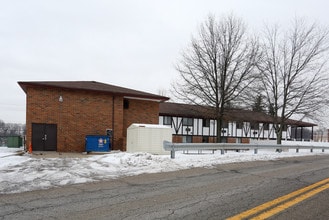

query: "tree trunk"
xmin=216 ymin=117 xmax=222 ymax=143
xmin=276 ymin=130 xmax=282 ymax=144
xmin=276 ymin=122 xmax=284 ymax=144
xmin=216 ymin=102 xmax=226 ymax=143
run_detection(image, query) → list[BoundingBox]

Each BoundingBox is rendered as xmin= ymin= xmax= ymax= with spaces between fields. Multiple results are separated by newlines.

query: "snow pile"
xmin=0 ymin=146 xmax=329 ymax=194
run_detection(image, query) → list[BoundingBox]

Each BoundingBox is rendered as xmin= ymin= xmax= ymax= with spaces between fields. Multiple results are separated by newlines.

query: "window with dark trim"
xmin=123 ymin=99 xmax=129 ymax=109
xmin=222 ymin=121 xmax=228 ymax=128
xmin=251 ymin=123 xmax=259 ymax=130
xmin=202 ymin=119 xmax=210 ymax=127
xmin=236 ymin=122 xmax=243 ymax=129
xmin=163 ymin=116 xmax=172 ymax=125
xmin=182 ymin=118 xmax=193 ymax=126
xmin=263 ymin=123 xmax=269 ymax=130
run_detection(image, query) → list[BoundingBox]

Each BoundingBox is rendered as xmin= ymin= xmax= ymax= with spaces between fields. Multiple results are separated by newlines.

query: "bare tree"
xmin=173 ymin=14 xmax=260 ymax=142
xmin=252 ymin=95 xmax=266 ymax=113
xmin=257 ymin=19 xmax=329 ymax=144
xmin=0 ymin=120 xmax=5 ymax=136
xmin=314 ymin=126 xmax=327 ymax=142
xmin=157 ymin=88 xmax=168 ymax=97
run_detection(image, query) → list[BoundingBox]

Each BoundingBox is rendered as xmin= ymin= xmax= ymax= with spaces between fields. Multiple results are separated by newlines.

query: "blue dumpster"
xmin=85 ymin=135 xmax=110 ymax=152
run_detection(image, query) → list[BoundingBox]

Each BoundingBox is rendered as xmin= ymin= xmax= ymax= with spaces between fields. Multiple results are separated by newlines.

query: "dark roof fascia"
xmin=159 ymin=102 xmax=214 ymax=119
xmin=18 ymin=81 xmax=169 ymax=102
xmin=284 ymin=118 xmax=317 ymax=127
xmin=18 ymin=82 xmax=98 ymax=94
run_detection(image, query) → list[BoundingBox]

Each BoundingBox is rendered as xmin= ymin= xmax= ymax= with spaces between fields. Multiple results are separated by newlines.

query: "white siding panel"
xmin=127 ymin=124 xmax=171 ymax=155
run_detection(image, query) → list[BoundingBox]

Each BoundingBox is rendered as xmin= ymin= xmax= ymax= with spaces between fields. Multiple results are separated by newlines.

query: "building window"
xmin=236 ymin=122 xmax=243 ymax=129
xmin=123 ymin=99 xmax=129 ymax=109
xmin=183 ymin=136 xmax=192 ymax=143
xmin=202 ymin=119 xmax=210 ymax=127
xmin=263 ymin=123 xmax=269 ymax=130
xmin=163 ymin=116 xmax=172 ymax=125
xmin=182 ymin=118 xmax=193 ymax=126
xmin=251 ymin=123 xmax=259 ymax=130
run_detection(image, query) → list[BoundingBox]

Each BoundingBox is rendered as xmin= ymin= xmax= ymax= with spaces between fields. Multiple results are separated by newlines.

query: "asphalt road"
xmin=1 ymin=155 xmax=329 ymax=220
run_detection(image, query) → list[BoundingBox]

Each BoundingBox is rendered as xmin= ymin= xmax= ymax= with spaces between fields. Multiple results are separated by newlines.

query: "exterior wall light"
xmin=59 ymin=96 xmax=63 ymax=102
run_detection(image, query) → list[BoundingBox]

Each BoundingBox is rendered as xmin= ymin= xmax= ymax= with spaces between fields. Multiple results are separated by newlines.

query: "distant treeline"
xmin=0 ymin=120 xmax=25 ymax=146
xmin=0 ymin=120 xmax=25 ymax=137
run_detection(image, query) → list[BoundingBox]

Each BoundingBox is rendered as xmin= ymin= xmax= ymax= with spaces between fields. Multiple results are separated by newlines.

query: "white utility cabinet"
xmin=127 ymin=123 xmax=172 ymax=155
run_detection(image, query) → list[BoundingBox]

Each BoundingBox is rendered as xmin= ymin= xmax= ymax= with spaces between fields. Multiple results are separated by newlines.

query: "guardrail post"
xmin=310 ymin=148 xmax=313 ymax=153
xmin=171 ymin=149 xmax=175 ymax=159
xmin=254 ymin=148 xmax=258 ymax=154
xmin=221 ymin=149 xmax=225 ymax=155
xmin=322 ymin=148 xmax=325 ymax=153
xmin=296 ymin=148 xmax=299 ymax=153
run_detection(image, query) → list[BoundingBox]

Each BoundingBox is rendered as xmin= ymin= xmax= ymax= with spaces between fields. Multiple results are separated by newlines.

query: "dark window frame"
xmin=163 ymin=116 xmax=172 ymax=125
xmin=236 ymin=122 xmax=243 ymax=129
xmin=123 ymin=99 xmax=129 ymax=109
xmin=182 ymin=118 xmax=193 ymax=126
xmin=263 ymin=123 xmax=269 ymax=130
xmin=251 ymin=122 xmax=259 ymax=130
xmin=202 ymin=118 xmax=210 ymax=127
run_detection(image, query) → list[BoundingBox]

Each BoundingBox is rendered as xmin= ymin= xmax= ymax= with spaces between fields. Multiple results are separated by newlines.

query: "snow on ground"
xmin=1 ymin=143 xmax=329 ymax=194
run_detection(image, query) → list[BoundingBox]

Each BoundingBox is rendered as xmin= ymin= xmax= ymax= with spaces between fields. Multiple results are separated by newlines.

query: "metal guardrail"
xmin=163 ymin=141 xmax=329 ymax=159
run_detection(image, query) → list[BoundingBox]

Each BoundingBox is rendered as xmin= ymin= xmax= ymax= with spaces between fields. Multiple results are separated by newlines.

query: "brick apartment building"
xmin=18 ymin=81 xmax=169 ymax=152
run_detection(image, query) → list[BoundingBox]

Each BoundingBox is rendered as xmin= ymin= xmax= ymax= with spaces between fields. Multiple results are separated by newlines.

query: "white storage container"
xmin=127 ymin=124 xmax=172 ymax=155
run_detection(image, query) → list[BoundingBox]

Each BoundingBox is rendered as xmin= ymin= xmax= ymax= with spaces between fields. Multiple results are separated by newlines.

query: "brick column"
xmin=113 ymin=96 xmax=124 ymax=150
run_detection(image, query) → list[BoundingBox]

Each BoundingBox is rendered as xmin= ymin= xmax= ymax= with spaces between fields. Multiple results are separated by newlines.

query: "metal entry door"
xmin=32 ymin=123 xmax=57 ymax=151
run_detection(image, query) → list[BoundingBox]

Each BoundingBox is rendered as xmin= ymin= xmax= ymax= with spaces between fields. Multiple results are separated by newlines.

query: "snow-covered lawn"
xmin=1 ymin=144 xmax=329 ymax=194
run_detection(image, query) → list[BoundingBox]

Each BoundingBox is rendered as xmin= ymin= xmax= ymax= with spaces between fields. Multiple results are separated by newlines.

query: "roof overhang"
xmin=18 ymin=81 xmax=170 ymax=102
xmin=124 ymin=96 xmax=168 ymax=102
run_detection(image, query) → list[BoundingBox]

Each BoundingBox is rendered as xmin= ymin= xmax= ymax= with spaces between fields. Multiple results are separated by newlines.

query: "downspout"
xmin=112 ymin=96 xmax=115 ymax=149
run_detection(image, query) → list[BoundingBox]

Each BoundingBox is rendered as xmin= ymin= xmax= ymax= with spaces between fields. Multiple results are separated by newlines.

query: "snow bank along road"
xmin=1 ymin=154 xmax=329 ymax=219
xmin=2 ymin=146 xmax=328 ymax=194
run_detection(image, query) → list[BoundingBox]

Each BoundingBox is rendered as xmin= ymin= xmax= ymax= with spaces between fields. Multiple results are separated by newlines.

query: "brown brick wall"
xmin=241 ymin=138 xmax=250 ymax=144
xmin=208 ymin=137 xmax=216 ymax=143
xmin=171 ymin=135 xmax=250 ymax=144
xmin=227 ymin=137 xmax=236 ymax=143
xmin=122 ymin=99 xmax=160 ymax=150
xmin=172 ymin=135 xmax=216 ymax=143
xmin=172 ymin=135 xmax=182 ymax=143
xmin=26 ymin=87 xmax=115 ymax=152
xmin=192 ymin=136 xmax=202 ymax=143
xmin=123 ymin=99 xmax=159 ymax=127
xmin=112 ymin=96 xmax=124 ymax=151
xmin=25 ymin=87 xmax=160 ymax=152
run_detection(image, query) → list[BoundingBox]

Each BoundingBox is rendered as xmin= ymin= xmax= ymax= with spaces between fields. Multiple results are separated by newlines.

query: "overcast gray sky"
xmin=1 ymin=0 xmax=329 ymax=124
